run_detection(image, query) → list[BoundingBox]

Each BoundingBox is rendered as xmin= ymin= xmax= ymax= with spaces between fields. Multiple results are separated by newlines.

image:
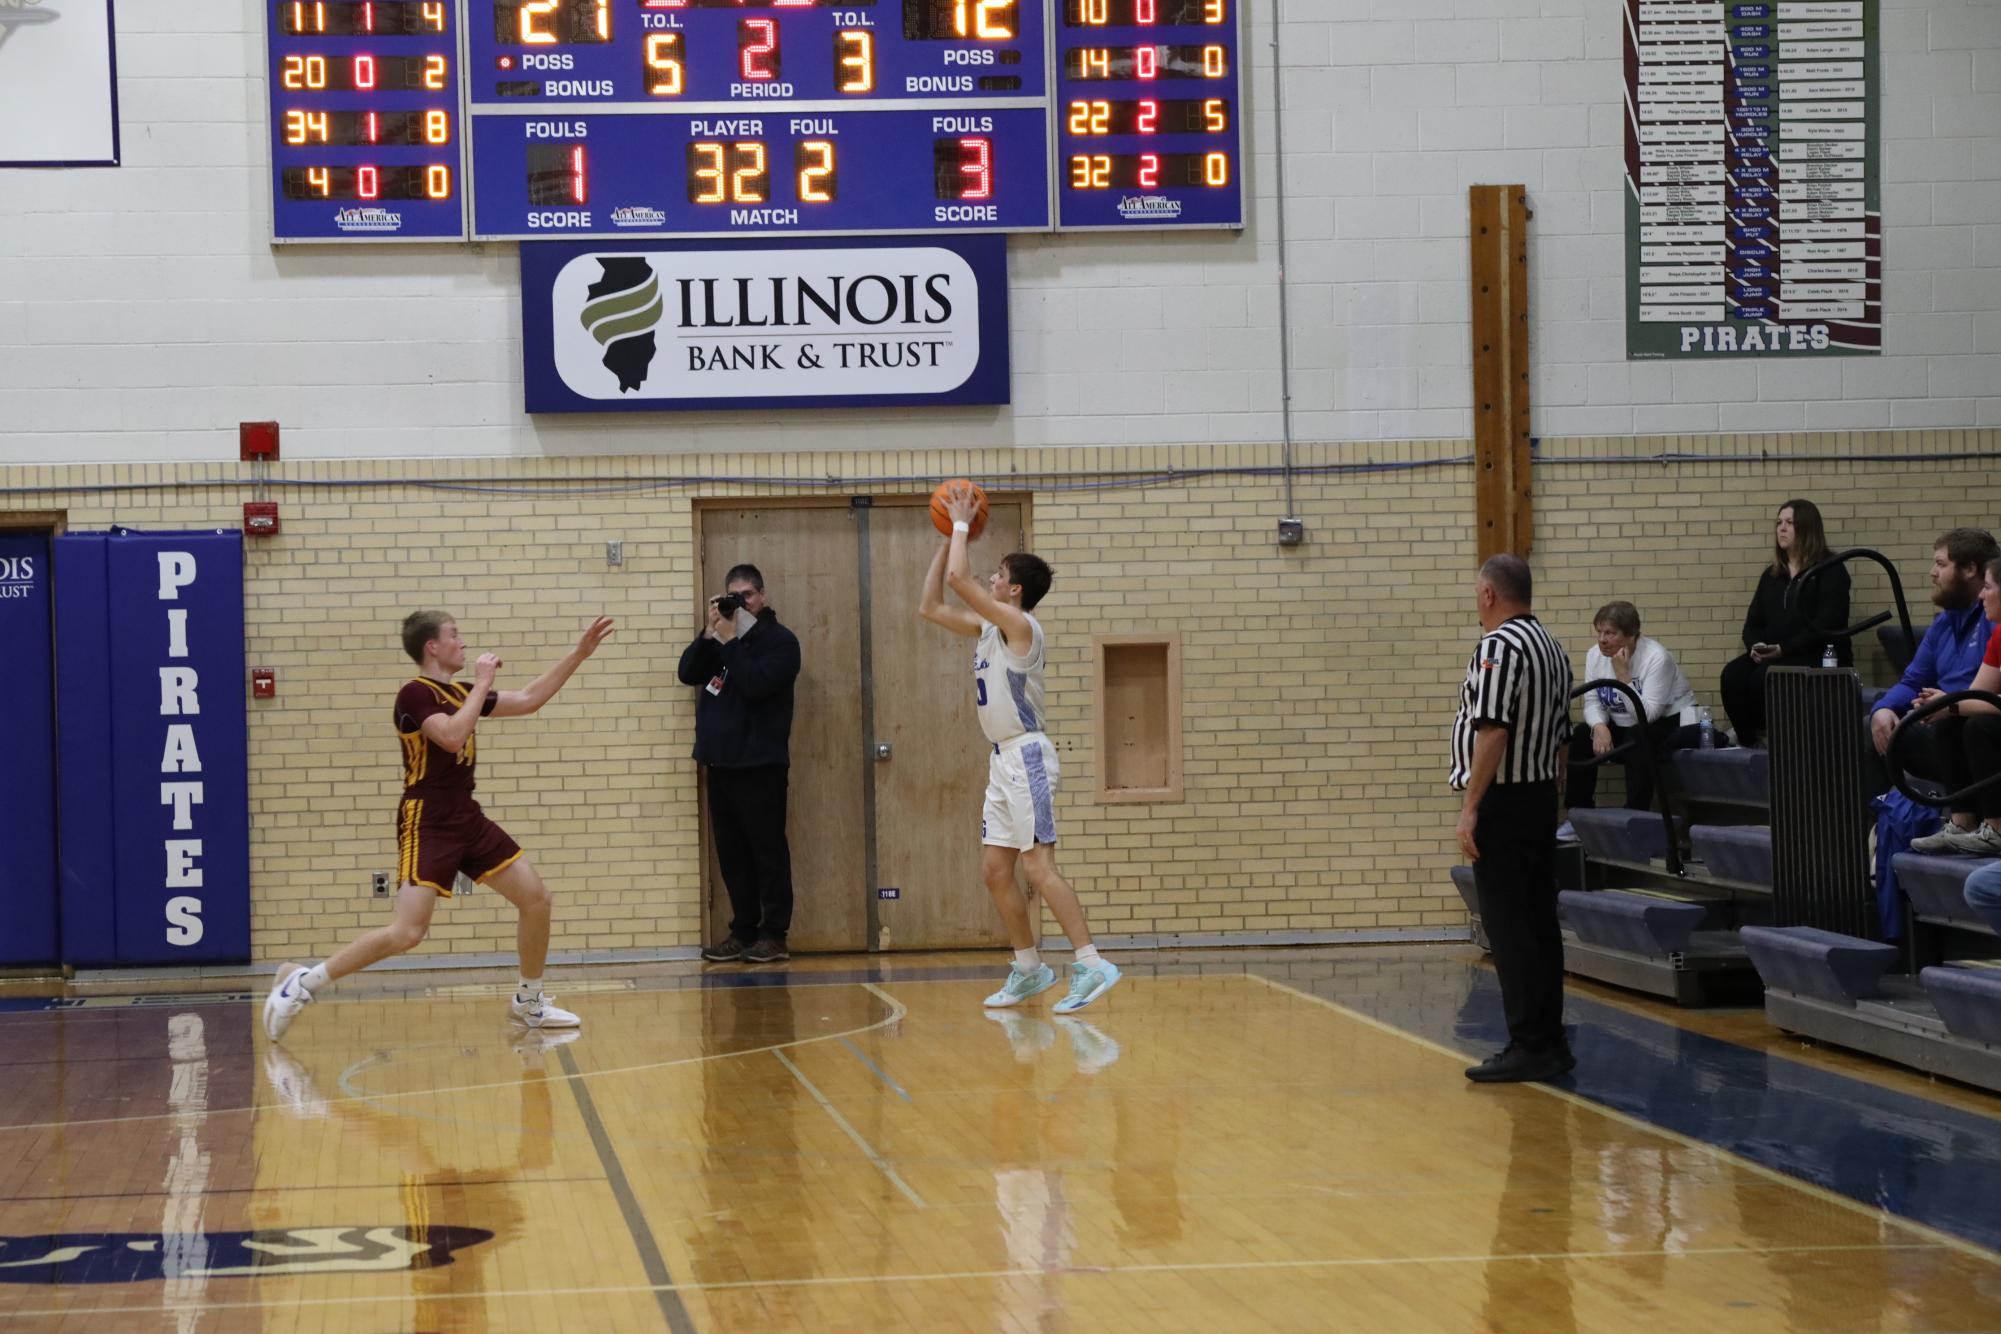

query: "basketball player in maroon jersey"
xmin=264 ymin=611 xmax=615 ymax=1040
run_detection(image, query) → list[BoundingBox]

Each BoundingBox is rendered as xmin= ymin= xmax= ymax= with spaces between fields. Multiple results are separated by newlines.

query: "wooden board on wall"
xmin=1470 ymin=184 xmax=1533 ymax=562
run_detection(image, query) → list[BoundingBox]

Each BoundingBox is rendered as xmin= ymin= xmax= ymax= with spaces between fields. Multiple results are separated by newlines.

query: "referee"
xmin=1451 ymin=554 xmax=1577 ymax=1083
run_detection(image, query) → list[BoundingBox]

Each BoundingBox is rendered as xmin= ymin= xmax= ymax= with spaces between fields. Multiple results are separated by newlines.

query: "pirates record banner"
xmin=1625 ymin=0 xmax=1881 ymax=359
xmin=521 ymin=236 xmax=1009 ymax=413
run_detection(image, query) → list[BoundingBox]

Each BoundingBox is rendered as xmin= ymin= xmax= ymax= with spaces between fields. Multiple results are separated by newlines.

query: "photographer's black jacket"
xmin=676 ymin=608 xmax=801 ymax=769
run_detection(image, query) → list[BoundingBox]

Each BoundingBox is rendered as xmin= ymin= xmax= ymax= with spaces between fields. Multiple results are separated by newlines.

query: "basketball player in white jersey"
xmin=917 ymin=482 xmax=1122 ymax=1014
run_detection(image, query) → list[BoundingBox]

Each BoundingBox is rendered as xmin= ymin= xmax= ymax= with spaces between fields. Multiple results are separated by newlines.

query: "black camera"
xmin=714 ymin=592 xmax=746 ymax=617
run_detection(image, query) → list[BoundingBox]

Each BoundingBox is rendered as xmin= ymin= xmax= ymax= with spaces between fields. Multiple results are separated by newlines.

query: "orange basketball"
xmin=930 ymin=478 xmax=989 ymax=539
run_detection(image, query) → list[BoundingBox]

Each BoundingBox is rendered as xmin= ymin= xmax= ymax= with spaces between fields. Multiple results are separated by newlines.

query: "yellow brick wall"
xmin=2 ymin=432 xmax=1990 ymax=961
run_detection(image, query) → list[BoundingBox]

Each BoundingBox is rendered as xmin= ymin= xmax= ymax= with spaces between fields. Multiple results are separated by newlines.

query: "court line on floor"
xmin=839 ymin=1037 xmax=913 ymax=1103
xmin=774 ymin=1048 xmax=927 ymax=1209
xmin=1239 ymin=972 xmax=2001 ymax=1269
xmin=0 ymin=985 xmax=913 ymax=1133
xmin=0 ymin=1240 xmax=1959 ymax=1320
xmin=556 ymin=1042 xmax=699 ymax=1334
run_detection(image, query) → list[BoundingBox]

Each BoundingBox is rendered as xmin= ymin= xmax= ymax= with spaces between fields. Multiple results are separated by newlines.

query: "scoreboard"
xmin=269 ymin=2 xmax=465 ymax=240
xmin=266 ymin=0 xmax=1244 ymax=241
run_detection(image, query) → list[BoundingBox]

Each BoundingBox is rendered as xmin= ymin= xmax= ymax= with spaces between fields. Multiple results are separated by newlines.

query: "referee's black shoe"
xmin=700 ymin=937 xmax=749 ymax=963
xmin=1465 ymin=1043 xmax=1576 ymax=1083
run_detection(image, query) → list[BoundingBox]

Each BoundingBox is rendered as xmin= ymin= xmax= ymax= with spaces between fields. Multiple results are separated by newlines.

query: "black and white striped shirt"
xmin=1450 ymin=614 xmax=1573 ymax=790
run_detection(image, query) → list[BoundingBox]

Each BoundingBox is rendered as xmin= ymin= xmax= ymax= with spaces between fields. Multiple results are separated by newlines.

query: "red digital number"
xmin=740 ymin=18 xmax=779 ymax=81
xmin=357 ymin=165 xmax=380 ymax=199
xmin=1138 ymin=154 xmax=1159 ymax=188
xmin=1136 ymin=100 xmax=1158 ymax=133
xmin=958 ymin=137 xmax=992 ymax=200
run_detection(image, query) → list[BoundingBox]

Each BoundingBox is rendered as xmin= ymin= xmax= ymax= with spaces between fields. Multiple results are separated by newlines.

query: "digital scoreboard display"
xmin=265 ymin=0 xmax=1244 ymax=242
xmin=1051 ymin=0 xmax=1239 ymax=227
xmin=268 ymin=1 xmax=468 ymax=240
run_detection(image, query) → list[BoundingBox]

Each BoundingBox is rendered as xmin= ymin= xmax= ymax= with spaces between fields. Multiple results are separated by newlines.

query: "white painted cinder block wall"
xmin=0 ymin=0 xmax=1995 ymax=461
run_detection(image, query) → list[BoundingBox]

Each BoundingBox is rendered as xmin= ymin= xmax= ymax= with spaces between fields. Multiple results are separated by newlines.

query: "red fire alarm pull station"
xmin=252 ymin=668 xmax=276 ymax=699
xmin=240 ymin=421 xmax=280 ymax=461
xmin=243 ymin=501 xmax=280 ymax=536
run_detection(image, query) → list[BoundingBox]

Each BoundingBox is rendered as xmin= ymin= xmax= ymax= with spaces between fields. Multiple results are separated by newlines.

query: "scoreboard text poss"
xmin=266 ymin=0 xmax=1244 ymax=241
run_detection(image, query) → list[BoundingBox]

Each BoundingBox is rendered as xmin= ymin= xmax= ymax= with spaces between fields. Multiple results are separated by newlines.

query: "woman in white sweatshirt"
xmin=1568 ymin=600 xmax=1702 ymax=813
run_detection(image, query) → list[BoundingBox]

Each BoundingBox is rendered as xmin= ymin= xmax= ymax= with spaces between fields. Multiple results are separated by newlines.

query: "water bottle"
xmin=1698 ymin=707 xmax=1715 ymax=749
xmin=1821 ymin=643 xmax=1838 ymax=669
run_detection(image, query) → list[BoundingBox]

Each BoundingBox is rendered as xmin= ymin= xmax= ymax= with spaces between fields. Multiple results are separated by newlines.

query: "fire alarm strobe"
xmin=243 ymin=501 xmax=280 ymax=536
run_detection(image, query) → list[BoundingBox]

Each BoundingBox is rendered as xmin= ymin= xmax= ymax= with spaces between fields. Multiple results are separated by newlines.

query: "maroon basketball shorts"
xmin=395 ymin=796 xmax=523 ymax=896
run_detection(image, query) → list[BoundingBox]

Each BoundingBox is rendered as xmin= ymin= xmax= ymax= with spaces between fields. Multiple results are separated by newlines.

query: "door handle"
xmin=874 ymin=742 xmax=892 ymax=761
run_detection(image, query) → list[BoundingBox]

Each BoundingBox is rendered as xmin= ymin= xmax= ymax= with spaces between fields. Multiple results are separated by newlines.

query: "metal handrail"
xmin=1884 ymin=689 xmax=2001 ymax=808
xmin=1798 ymin=547 xmax=1920 ymax=654
xmin=1570 ymin=677 xmax=1684 ymax=875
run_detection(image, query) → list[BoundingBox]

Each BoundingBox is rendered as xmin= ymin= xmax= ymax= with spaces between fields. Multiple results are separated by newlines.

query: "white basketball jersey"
xmin=974 ymin=616 xmax=1046 ymax=745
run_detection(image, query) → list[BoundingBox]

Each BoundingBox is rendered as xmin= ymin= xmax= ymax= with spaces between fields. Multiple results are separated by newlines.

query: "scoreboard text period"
xmin=466 ymin=0 xmax=1050 ymax=239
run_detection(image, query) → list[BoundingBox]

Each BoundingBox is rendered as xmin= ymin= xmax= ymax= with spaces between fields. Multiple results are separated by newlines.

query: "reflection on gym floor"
xmin=0 ymin=948 xmax=1997 ymax=1331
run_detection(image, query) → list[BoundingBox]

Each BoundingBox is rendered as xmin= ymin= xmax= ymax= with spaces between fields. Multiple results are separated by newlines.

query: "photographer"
xmin=676 ymin=564 xmax=802 ymax=964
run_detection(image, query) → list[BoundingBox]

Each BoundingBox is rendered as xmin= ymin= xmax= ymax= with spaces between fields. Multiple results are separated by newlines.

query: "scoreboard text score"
xmin=266 ymin=0 xmax=1244 ymax=240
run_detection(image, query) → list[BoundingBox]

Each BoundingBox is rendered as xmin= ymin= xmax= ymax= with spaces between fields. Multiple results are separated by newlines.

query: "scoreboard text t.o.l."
xmin=265 ymin=0 xmax=1246 ymax=242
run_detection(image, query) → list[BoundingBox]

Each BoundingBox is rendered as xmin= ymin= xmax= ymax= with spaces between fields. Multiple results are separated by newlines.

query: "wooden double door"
xmin=697 ymin=498 xmax=1029 ymax=952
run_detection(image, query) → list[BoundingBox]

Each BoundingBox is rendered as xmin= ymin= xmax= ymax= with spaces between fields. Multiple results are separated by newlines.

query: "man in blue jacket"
xmin=677 ymin=564 xmax=802 ymax=963
xmin=1871 ymin=528 xmax=1999 ymax=828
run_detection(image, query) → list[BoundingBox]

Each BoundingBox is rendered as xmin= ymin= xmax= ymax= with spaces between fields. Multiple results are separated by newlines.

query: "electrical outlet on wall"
xmin=372 ymin=871 xmax=390 ymax=896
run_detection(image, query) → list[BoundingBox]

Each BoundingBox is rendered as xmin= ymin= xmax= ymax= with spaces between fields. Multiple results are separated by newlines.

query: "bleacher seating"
xmin=1670 ymin=746 xmax=1770 ymax=807
xmin=1921 ymin=964 xmax=2001 ymax=1045
xmin=1878 ymin=622 xmax=1918 ymax=674
xmin=1740 ymin=926 xmax=1897 ymax=1005
xmin=1688 ymin=824 xmax=1773 ymax=889
xmin=1450 ymin=864 xmax=1477 ymax=917
xmin=1558 ymin=888 xmax=1710 ymax=957
xmin=1894 ymin=854 xmax=2001 ymax=934
xmin=1567 ymin=807 xmax=1677 ymax=863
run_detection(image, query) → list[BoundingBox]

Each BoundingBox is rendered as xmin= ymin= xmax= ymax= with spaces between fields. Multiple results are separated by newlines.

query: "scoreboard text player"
xmin=266 ymin=0 xmax=1245 ymax=240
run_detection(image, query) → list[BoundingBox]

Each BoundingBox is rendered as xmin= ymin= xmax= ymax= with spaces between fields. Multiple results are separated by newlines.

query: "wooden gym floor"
xmin=2 ymin=947 xmax=1999 ymax=1331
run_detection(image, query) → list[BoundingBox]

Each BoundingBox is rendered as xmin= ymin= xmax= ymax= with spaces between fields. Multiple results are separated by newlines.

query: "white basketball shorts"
xmin=982 ymin=733 xmax=1059 ymax=850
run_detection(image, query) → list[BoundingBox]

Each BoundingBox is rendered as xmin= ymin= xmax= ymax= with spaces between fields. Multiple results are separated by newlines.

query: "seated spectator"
xmin=1719 ymin=499 xmax=1850 ymax=747
xmin=1567 ymin=601 xmax=1701 ymax=816
xmin=1962 ymin=861 xmax=2001 ymax=938
xmin=1906 ymin=556 xmax=2001 ymax=856
xmin=1871 ymin=530 xmax=2001 ymax=837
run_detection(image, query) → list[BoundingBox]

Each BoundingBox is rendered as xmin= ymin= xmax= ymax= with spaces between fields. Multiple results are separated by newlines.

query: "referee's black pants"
xmin=708 ymin=764 xmax=794 ymax=944
xmin=1472 ymin=780 xmax=1566 ymax=1054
